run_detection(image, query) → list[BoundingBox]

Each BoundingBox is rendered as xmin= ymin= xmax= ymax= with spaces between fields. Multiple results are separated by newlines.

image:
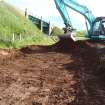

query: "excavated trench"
xmin=0 ymin=37 xmax=105 ymax=105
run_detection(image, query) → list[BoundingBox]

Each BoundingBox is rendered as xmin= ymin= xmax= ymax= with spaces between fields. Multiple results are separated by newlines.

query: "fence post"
xmin=40 ymin=16 xmax=43 ymax=32
xmin=12 ymin=33 xmax=15 ymax=42
xmin=48 ymin=21 xmax=51 ymax=35
xmin=25 ymin=8 xmax=28 ymax=18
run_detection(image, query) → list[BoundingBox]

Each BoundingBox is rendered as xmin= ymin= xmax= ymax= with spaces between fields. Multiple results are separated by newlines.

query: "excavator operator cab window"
xmin=92 ymin=18 xmax=105 ymax=36
xmin=92 ymin=21 xmax=100 ymax=36
xmin=101 ymin=20 xmax=105 ymax=34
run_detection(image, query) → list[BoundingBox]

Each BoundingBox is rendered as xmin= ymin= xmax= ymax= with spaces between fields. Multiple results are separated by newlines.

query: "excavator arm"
xmin=54 ymin=0 xmax=72 ymax=28
xmin=54 ymin=0 xmax=95 ymax=31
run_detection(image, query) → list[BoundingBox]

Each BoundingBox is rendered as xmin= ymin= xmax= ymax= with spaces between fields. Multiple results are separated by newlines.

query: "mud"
xmin=0 ymin=38 xmax=105 ymax=105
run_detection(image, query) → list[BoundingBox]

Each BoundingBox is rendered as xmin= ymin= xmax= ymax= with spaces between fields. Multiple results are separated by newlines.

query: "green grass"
xmin=0 ymin=1 xmax=55 ymax=48
xmin=0 ymin=1 xmax=43 ymax=35
xmin=76 ymin=30 xmax=86 ymax=37
xmin=13 ymin=35 xmax=55 ymax=49
xmin=75 ymin=30 xmax=89 ymax=40
xmin=0 ymin=35 xmax=55 ymax=49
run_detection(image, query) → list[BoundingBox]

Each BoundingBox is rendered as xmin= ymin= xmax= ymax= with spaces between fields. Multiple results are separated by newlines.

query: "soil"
xmin=0 ymin=37 xmax=105 ymax=105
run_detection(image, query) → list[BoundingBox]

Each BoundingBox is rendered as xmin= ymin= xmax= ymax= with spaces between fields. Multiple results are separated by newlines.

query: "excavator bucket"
xmin=55 ymin=32 xmax=77 ymax=50
xmin=58 ymin=31 xmax=76 ymax=41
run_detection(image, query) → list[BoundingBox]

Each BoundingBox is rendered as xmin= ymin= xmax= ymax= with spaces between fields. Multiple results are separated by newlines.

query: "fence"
xmin=0 ymin=33 xmax=56 ymax=43
xmin=28 ymin=15 xmax=52 ymax=35
xmin=0 ymin=33 xmax=33 ymax=42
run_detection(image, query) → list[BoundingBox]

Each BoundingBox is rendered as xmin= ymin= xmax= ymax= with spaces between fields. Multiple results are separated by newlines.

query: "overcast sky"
xmin=6 ymin=0 xmax=105 ymax=30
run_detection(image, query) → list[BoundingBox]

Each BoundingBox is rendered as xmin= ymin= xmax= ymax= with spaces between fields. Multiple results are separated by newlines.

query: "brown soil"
xmin=0 ymin=38 xmax=105 ymax=105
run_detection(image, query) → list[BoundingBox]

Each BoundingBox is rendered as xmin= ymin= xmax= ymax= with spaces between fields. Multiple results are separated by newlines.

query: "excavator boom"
xmin=54 ymin=0 xmax=95 ymax=29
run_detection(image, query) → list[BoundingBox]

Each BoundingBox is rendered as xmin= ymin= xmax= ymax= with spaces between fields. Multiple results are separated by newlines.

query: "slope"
xmin=0 ymin=1 xmax=42 ymax=35
xmin=0 ymin=1 xmax=54 ymax=48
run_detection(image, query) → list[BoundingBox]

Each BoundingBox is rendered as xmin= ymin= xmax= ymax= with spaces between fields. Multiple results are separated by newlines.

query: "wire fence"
xmin=0 ymin=33 xmax=34 ymax=42
xmin=0 ymin=33 xmax=58 ymax=43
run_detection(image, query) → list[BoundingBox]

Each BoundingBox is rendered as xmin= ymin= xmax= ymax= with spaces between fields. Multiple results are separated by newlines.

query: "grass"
xmin=0 ymin=1 xmax=55 ymax=48
xmin=0 ymin=1 xmax=42 ymax=35
xmin=12 ymin=35 xmax=55 ymax=49
xmin=0 ymin=35 xmax=55 ymax=49
xmin=75 ymin=30 xmax=89 ymax=40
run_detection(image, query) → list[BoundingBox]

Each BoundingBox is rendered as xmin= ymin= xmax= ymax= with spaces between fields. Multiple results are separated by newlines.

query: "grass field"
xmin=0 ymin=1 xmax=43 ymax=35
xmin=0 ymin=1 xmax=55 ymax=48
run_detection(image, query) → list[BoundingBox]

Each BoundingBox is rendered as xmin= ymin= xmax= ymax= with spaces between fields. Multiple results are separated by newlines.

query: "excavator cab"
xmin=90 ymin=17 xmax=105 ymax=40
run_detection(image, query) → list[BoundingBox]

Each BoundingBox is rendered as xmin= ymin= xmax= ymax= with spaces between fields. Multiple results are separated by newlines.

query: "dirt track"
xmin=0 ymin=38 xmax=105 ymax=105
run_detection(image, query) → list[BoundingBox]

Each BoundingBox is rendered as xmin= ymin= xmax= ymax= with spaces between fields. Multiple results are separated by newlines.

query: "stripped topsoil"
xmin=0 ymin=37 xmax=105 ymax=105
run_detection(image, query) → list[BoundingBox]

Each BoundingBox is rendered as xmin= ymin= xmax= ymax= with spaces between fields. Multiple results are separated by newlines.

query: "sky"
xmin=5 ymin=0 xmax=105 ymax=30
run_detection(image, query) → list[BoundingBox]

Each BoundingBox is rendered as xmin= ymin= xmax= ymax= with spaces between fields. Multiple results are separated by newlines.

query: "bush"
xmin=51 ymin=26 xmax=63 ymax=36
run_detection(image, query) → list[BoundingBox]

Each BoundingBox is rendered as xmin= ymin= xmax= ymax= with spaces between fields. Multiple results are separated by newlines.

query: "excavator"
xmin=54 ymin=0 xmax=105 ymax=42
